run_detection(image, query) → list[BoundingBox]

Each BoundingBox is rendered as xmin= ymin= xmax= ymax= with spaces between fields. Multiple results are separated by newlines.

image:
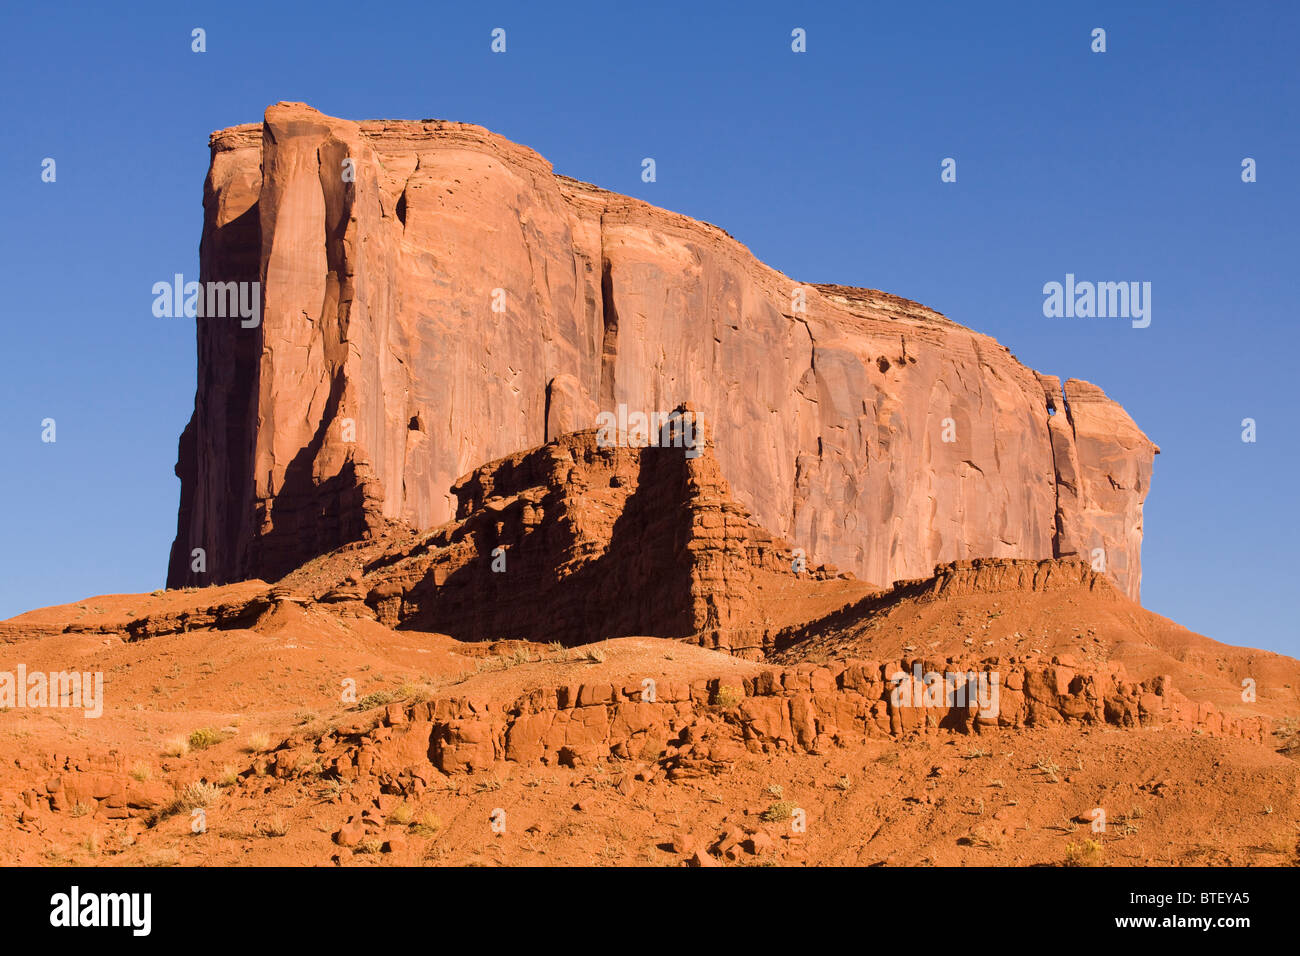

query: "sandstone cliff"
xmin=168 ymin=103 xmax=1157 ymax=599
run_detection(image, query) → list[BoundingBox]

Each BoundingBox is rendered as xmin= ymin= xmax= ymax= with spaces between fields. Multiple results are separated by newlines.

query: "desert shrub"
xmin=1065 ymin=839 xmax=1104 ymax=867
xmin=761 ymin=800 xmax=797 ymax=822
xmin=356 ymin=691 xmax=396 ymax=710
xmin=412 ymin=812 xmax=443 ymax=837
xmin=713 ymin=685 xmax=743 ymax=709
xmin=188 ymin=727 xmax=224 ymax=750
xmin=256 ymin=815 xmax=289 ymax=838
xmin=179 ymin=781 xmax=223 ymax=808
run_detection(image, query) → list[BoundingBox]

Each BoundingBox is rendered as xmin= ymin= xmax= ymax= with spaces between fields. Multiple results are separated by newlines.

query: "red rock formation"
xmin=265 ymin=653 xmax=1267 ymax=790
xmin=1035 ymin=375 xmax=1156 ymax=590
xmin=168 ymin=102 xmax=1158 ymax=600
xmin=334 ymin=420 xmax=837 ymax=646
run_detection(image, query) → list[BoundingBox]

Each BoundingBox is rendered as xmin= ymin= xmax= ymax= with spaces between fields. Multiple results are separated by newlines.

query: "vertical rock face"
xmin=1035 ymin=375 xmax=1157 ymax=592
xmin=167 ymin=124 xmax=263 ymax=588
xmin=168 ymin=102 xmax=1159 ymax=600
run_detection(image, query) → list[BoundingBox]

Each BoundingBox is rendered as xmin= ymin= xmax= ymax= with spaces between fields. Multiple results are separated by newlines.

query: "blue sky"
xmin=1 ymin=1 xmax=1296 ymax=656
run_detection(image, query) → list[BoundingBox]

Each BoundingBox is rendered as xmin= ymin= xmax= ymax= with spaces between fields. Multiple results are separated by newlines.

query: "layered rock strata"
xmin=254 ymin=657 xmax=1268 ymax=792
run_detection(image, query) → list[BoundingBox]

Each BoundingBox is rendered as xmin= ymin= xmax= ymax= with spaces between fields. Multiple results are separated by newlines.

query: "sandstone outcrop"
xmin=256 ymin=654 xmax=1268 ymax=793
xmin=16 ymin=753 xmax=171 ymax=822
xmin=771 ymin=557 xmax=1112 ymax=656
xmin=168 ymin=102 xmax=1158 ymax=600
xmin=352 ymin=420 xmax=839 ymax=645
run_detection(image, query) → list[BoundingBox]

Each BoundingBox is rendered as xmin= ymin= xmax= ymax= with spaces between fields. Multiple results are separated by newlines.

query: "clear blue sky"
xmin=1 ymin=1 xmax=1296 ymax=656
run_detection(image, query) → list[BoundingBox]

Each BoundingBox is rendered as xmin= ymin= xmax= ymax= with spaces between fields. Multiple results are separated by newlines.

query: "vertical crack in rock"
xmin=1060 ymin=381 xmax=1075 ymax=440
xmin=597 ymin=255 xmax=619 ymax=410
xmin=543 ymin=378 xmax=555 ymax=443
xmin=1041 ymin=379 xmax=1067 ymax=558
xmin=788 ymin=312 xmax=818 ymax=539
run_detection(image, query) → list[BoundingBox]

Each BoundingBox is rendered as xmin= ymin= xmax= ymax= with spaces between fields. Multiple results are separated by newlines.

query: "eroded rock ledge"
xmin=255 ymin=656 xmax=1267 ymax=797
